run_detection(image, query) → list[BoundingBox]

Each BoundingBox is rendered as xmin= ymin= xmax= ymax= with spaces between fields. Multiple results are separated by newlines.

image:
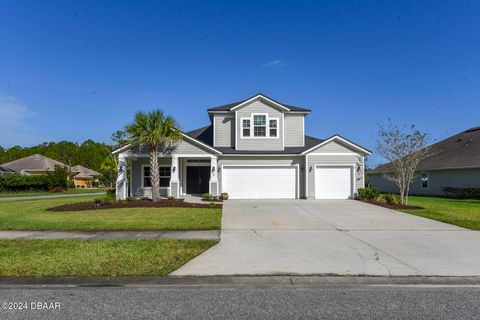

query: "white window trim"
xmin=421 ymin=172 xmax=429 ymax=189
xmin=241 ymin=113 xmax=280 ymax=139
xmin=141 ymin=164 xmax=171 ymax=189
xmin=240 ymin=117 xmax=251 ymax=138
xmin=269 ymin=118 xmax=279 ymax=138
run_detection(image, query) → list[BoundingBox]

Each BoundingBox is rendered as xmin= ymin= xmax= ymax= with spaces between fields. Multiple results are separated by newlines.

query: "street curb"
xmin=1 ymin=276 xmax=480 ymax=288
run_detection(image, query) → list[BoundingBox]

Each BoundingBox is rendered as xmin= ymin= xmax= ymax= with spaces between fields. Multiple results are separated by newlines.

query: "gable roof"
xmin=1 ymin=154 xmax=66 ymax=172
xmin=301 ymin=134 xmax=372 ymax=155
xmin=71 ymin=165 xmax=101 ymax=178
xmin=207 ymin=93 xmax=311 ymax=113
xmin=370 ymin=126 xmax=480 ymax=173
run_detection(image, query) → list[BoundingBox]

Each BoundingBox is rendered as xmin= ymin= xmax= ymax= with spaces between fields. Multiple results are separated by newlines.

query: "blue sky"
xmin=0 ymin=1 xmax=479 ymax=166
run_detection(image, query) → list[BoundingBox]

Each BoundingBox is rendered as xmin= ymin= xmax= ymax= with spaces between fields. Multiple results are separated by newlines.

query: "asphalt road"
xmin=1 ymin=282 xmax=480 ymax=319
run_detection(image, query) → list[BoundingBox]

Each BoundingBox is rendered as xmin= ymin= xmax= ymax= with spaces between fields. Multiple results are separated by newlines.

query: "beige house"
xmin=71 ymin=165 xmax=101 ymax=188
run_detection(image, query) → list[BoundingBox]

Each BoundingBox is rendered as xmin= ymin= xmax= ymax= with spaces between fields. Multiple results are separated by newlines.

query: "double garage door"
xmin=222 ymin=166 xmax=296 ymax=199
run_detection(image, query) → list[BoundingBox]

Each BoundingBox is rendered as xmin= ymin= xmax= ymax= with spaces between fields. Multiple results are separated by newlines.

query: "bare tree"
xmin=376 ymin=120 xmax=432 ymax=205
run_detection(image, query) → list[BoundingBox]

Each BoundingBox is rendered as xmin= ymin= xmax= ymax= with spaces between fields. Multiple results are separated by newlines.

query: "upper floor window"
xmin=269 ymin=119 xmax=278 ymax=137
xmin=421 ymin=172 xmax=428 ymax=189
xmin=253 ymin=115 xmax=266 ymax=137
xmin=242 ymin=119 xmax=251 ymax=137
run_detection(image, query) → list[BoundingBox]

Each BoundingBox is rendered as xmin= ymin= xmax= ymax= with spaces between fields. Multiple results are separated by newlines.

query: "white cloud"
xmin=261 ymin=59 xmax=287 ymax=69
xmin=0 ymin=94 xmax=39 ymax=147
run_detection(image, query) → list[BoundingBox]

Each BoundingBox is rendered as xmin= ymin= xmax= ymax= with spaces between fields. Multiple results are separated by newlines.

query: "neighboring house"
xmin=71 ymin=165 xmax=101 ymax=188
xmin=0 ymin=166 xmax=16 ymax=175
xmin=113 ymin=93 xmax=371 ymax=200
xmin=369 ymin=126 xmax=480 ymax=196
xmin=0 ymin=154 xmax=66 ymax=175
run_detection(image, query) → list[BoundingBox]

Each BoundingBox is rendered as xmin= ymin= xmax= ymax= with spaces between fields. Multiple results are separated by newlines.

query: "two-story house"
xmin=114 ymin=94 xmax=371 ymax=200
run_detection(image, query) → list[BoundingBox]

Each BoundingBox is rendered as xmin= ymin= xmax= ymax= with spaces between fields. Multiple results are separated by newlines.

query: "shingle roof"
xmin=71 ymin=165 xmax=101 ymax=178
xmin=207 ymin=93 xmax=311 ymax=112
xmin=185 ymin=125 xmax=324 ymax=154
xmin=370 ymin=126 xmax=480 ymax=173
xmin=1 ymin=154 xmax=66 ymax=172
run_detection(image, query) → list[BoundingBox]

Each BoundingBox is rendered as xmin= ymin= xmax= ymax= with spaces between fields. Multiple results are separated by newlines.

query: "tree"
xmin=111 ymin=130 xmax=129 ymax=149
xmin=125 ymin=110 xmax=181 ymax=202
xmin=99 ymin=155 xmax=117 ymax=187
xmin=376 ymin=120 xmax=432 ymax=205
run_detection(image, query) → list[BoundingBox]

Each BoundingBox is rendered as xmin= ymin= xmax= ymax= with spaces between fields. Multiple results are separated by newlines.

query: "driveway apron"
xmin=172 ymin=200 xmax=480 ymax=276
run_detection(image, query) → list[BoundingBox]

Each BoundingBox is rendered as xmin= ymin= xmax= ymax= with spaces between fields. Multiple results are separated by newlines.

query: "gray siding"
xmin=130 ymin=157 xmax=171 ymax=198
xmin=213 ymin=114 xmax=235 ymax=147
xmin=218 ymin=156 xmax=305 ymax=198
xmin=308 ymin=140 xmax=356 ymax=154
xmin=235 ymin=100 xmax=284 ymax=151
xmin=128 ymin=137 xmax=214 ymax=156
xmin=369 ymin=168 xmax=480 ymax=196
xmin=174 ymin=139 xmax=213 ymax=155
xmin=306 ymin=154 xmax=364 ymax=199
xmin=284 ymin=114 xmax=304 ymax=147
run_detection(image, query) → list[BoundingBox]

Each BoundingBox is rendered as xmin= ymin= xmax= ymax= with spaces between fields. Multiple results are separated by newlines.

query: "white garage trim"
xmin=221 ymin=164 xmax=299 ymax=199
xmin=314 ymin=164 xmax=355 ymax=199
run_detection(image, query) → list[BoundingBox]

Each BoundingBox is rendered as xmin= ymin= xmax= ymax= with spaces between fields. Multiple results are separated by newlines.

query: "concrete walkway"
xmin=0 ymin=230 xmax=219 ymax=240
xmin=173 ymin=200 xmax=480 ymax=276
xmin=0 ymin=192 xmax=105 ymax=201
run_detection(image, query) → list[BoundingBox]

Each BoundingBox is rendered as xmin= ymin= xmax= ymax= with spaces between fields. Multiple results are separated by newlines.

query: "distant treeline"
xmin=0 ymin=140 xmax=113 ymax=172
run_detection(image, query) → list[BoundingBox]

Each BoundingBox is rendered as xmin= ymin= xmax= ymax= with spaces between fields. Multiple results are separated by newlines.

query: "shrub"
xmin=442 ymin=187 xmax=480 ymax=199
xmin=382 ymin=193 xmax=396 ymax=204
xmin=220 ymin=193 xmax=229 ymax=200
xmin=357 ymin=187 xmax=380 ymax=201
xmin=202 ymin=193 xmax=212 ymax=200
xmin=105 ymin=189 xmax=116 ymax=201
xmin=167 ymin=196 xmax=175 ymax=200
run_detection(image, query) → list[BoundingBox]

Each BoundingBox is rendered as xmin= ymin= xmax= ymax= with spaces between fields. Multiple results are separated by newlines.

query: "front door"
xmin=187 ymin=166 xmax=210 ymax=194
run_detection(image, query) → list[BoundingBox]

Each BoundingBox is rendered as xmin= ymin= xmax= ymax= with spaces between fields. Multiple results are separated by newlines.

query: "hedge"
xmin=0 ymin=174 xmax=50 ymax=192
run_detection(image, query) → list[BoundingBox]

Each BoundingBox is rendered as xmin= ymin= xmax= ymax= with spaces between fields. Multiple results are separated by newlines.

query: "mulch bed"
xmin=48 ymin=199 xmax=222 ymax=212
xmin=360 ymin=200 xmax=423 ymax=210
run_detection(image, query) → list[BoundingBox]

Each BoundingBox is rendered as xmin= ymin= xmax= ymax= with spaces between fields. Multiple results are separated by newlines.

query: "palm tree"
xmin=125 ymin=110 xmax=182 ymax=202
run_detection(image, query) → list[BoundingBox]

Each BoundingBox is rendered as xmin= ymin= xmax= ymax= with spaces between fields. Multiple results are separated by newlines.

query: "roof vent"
xmin=466 ymin=139 xmax=472 ymax=147
xmin=456 ymin=138 xmax=462 ymax=142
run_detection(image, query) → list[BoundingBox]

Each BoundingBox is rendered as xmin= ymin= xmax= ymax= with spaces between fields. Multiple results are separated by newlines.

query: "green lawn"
xmin=0 ymin=239 xmax=217 ymax=276
xmin=0 ymin=196 xmax=222 ymax=231
xmin=400 ymin=196 xmax=480 ymax=230
xmin=0 ymin=188 xmax=105 ymax=198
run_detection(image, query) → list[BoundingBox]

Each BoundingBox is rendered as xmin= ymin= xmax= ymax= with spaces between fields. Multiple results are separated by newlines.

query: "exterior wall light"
xmin=212 ymin=166 xmax=216 ymax=173
xmin=309 ymin=166 xmax=313 ymax=172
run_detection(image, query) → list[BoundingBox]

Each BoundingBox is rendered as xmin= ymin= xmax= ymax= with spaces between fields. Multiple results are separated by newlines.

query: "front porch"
xmin=116 ymin=153 xmax=219 ymax=200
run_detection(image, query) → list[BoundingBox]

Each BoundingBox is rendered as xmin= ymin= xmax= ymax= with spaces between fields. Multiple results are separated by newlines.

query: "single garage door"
xmin=315 ymin=166 xmax=353 ymax=199
xmin=222 ymin=166 xmax=296 ymax=199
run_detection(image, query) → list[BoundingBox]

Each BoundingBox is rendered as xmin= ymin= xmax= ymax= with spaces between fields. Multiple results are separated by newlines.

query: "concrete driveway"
xmin=172 ymin=200 xmax=480 ymax=276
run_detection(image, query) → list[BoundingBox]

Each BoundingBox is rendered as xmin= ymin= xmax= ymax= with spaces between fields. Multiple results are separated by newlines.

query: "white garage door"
xmin=315 ymin=166 xmax=353 ymax=199
xmin=222 ymin=166 xmax=296 ymax=199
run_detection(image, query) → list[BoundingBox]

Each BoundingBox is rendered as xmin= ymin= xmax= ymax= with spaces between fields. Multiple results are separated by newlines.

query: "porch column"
xmin=116 ymin=153 xmax=128 ymax=200
xmin=170 ymin=155 xmax=179 ymax=198
xmin=209 ymin=156 xmax=219 ymax=196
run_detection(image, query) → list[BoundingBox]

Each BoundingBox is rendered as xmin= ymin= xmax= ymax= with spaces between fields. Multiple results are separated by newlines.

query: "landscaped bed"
xmin=360 ymin=199 xmax=423 ymax=210
xmin=0 ymin=196 xmax=222 ymax=231
xmin=48 ymin=198 xmax=222 ymax=211
xmin=0 ymin=239 xmax=217 ymax=276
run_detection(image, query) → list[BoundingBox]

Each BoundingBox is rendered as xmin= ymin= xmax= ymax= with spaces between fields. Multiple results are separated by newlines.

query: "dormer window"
xmin=242 ymin=119 xmax=251 ymax=137
xmin=269 ymin=119 xmax=278 ymax=137
xmin=253 ymin=115 xmax=267 ymax=137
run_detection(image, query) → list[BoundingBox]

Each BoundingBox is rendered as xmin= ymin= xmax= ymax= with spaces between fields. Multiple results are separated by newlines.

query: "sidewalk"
xmin=0 ymin=230 xmax=219 ymax=240
xmin=0 ymin=192 xmax=105 ymax=201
